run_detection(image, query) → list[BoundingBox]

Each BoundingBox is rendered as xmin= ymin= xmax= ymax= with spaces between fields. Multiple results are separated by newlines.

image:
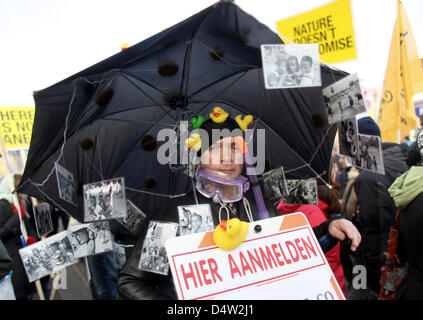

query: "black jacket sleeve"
xmin=0 ymin=238 xmax=12 ymax=279
xmin=0 ymin=200 xmax=20 ymax=241
xmin=117 ymin=229 xmax=174 ymax=300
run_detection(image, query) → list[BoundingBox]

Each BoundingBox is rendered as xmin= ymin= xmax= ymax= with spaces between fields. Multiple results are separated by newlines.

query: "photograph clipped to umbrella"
xmin=138 ymin=221 xmax=178 ymax=276
xmin=338 ymin=117 xmax=359 ymax=158
xmin=283 ymin=179 xmax=318 ymax=205
xmin=261 ymin=43 xmax=321 ymax=89
xmin=323 ymin=73 xmax=366 ymax=124
xmin=352 ymin=134 xmax=385 ymax=175
xmin=19 ymin=231 xmax=77 ymax=282
xmin=178 ymin=204 xmax=214 ymax=236
xmin=83 ymin=177 xmax=127 ymax=222
xmin=68 ymin=221 xmax=113 ymax=259
xmin=262 ymin=166 xmax=289 ymax=203
xmin=55 ymin=162 xmax=77 ymax=206
xmin=116 ymin=199 xmax=146 ymax=236
xmin=33 ymin=202 xmax=54 ymax=237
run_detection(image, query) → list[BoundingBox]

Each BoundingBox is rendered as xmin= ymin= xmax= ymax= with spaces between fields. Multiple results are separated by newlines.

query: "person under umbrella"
xmin=117 ymin=109 xmax=361 ymax=300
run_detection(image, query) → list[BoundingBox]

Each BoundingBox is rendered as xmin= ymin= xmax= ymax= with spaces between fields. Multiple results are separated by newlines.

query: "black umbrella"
xmin=17 ymin=1 xmax=347 ymax=223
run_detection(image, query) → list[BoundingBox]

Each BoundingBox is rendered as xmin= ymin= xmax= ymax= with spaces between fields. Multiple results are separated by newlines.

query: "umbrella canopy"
xmin=17 ymin=0 xmax=348 ymax=223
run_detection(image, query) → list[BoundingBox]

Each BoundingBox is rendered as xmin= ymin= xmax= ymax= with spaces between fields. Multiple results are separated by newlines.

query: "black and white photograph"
xmin=83 ymin=177 xmax=127 ymax=222
xmin=177 ymin=204 xmax=214 ymax=236
xmin=113 ymin=242 xmax=127 ymax=269
xmin=55 ymin=162 xmax=77 ymax=206
xmin=262 ymin=166 xmax=289 ymax=202
xmin=33 ymin=202 xmax=54 ymax=237
xmin=138 ymin=220 xmax=178 ymax=276
xmin=68 ymin=221 xmax=113 ymax=258
xmin=353 ymin=134 xmax=385 ymax=175
xmin=283 ymin=179 xmax=318 ymax=205
xmin=261 ymin=44 xmax=321 ymax=89
xmin=19 ymin=231 xmax=77 ymax=283
xmin=182 ymin=150 xmax=199 ymax=178
xmin=338 ymin=117 xmax=359 ymax=158
xmin=117 ymin=200 xmax=146 ymax=235
xmin=323 ymin=73 xmax=366 ymax=124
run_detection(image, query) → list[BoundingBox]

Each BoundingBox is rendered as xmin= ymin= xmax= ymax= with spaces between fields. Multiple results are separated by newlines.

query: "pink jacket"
xmin=277 ymin=199 xmax=347 ymax=296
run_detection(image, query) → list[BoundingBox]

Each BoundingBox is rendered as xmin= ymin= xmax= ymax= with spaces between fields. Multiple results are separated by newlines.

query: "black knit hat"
xmin=186 ymin=106 xmax=252 ymax=155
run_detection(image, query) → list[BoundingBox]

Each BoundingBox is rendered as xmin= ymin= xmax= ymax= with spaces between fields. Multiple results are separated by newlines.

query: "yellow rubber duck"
xmin=210 ymin=107 xmax=229 ymax=123
xmin=235 ymin=115 xmax=253 ymax=132
xmin=185 ymin=133 xmax=202 ymax=151
xmin=213 ymin=218 xmax=249 ymax=251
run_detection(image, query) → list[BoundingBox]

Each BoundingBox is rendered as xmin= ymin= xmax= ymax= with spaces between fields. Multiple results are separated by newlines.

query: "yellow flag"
xmin=378 ymin=0 xmax=423 ymax=143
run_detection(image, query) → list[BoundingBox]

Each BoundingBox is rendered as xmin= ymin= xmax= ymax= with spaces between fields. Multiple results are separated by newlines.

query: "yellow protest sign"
xmin=276 ymin=0 xmax=357 ymax=64
xmin=0 ymin=107 xmax=35 ymax=150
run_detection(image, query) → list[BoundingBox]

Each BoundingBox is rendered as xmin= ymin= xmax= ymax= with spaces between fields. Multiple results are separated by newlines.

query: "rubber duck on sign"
xmin=185 ymin=133 xmax=202 ymax=151
xmin=213 ymin=218 xmax=249 ymax=251
xmin=210 ymin=107 xmax=229 ymax=123
xmin=235 ymin=115 xmax=253 ymax=132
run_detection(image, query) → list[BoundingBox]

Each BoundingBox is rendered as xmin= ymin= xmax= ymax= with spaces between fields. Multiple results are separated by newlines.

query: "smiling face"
xmin=286 ymin=56 xmax=299 ymax=74
xmin=200 ymin=136 xmax=243 ymax=180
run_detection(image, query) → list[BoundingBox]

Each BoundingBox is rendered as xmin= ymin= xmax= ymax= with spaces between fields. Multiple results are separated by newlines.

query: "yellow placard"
xmin=276 ymin=0 xmax=357 ymax=64
xmin=0 ymin=107 xmax=35 ymax=150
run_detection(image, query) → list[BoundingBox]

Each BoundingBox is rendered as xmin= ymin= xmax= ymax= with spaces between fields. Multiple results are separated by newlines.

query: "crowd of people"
xmin=1 ymin=116 xmax=422 ymax=300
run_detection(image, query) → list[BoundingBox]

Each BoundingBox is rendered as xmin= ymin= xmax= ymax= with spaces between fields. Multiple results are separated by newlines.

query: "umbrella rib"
xmin=181 ymin=40 xmax=194 ymax=113
xmin=190 ymin=70 xmax=250 ymax=118
xmin=255 ymin=116 xmax=334 ymax=187
xmin=119 ymin=71 xmax=177 ymax=121
xmin=187 ymin=66 xmax=258 ymax=101
xmin=119 ymin=70 xmax=170 ymax=97
xmin=101 ymin=116 xmax=178 ymax=128
xmin=106 ymin=108 xmax=179 ymax=186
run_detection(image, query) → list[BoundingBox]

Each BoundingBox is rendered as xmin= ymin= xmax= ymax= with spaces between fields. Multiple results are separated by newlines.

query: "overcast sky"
xmin=0 ymin=0 xmax=422 ymax=106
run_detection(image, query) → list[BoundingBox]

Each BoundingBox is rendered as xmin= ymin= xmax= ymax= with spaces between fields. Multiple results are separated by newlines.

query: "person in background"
xmin=341 ymin=117 xmax=409 ymax=300
xmin=388 ymin=129 xmax=423 ymax=299
xmin=0 ymin=238 xmax=12 ymax=279
xmin=0 ymin=174 xmax=36 ymax=299
xmin=118 ymin=112 xmax=360 ymax=300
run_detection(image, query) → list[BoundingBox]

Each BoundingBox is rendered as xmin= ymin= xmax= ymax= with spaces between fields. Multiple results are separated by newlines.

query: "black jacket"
xmin=395 ymin=192 xmax=423 ymax=299
xmin=349 ymin=143 xmax=409 ymax=293
xmin=0 ymin=238 xmax=12 ymax=279
xmin=0 ymin=199 xmax=35 ymax=298
xmin=117 ymin=190 xmax=336 ymax=300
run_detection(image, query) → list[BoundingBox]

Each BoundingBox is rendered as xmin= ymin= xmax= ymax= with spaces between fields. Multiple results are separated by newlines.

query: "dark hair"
xmin=286 ymin=56 xmax=300 ymax=72
xmin=317 ymin=185 xmax=341 ymax=215
xmin=301 ymin=55 xmax=313 ymax=64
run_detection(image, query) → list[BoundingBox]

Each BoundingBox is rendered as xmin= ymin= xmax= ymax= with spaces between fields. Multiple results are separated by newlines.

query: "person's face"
xmin=200 ymin=136 xmax=243 ymax=181
xmin=191 ymin=216 xmax=202 ymax=232
xmin=104 ymin=194 xmax=111 ymax=206
xmin=286 ymin=57 xmax=299 ymax=73
xmin=90 ymin=196 xmax=96 ymax=207
xmin=301 ymin=60 xmax=312 ymax=73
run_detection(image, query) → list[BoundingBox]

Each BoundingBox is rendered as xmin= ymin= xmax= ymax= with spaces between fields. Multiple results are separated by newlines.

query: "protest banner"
xmin=0 ymin=107 xmax=35 ymax=151
xmin=166 ymin=213 xmax=345 ymax=300
xmin=276 ymin=0 xmax=356 ymax=64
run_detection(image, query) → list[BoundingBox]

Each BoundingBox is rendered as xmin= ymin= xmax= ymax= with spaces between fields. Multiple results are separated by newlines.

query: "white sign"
xmin=166 ymin=213 xmax=345 ymax=300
